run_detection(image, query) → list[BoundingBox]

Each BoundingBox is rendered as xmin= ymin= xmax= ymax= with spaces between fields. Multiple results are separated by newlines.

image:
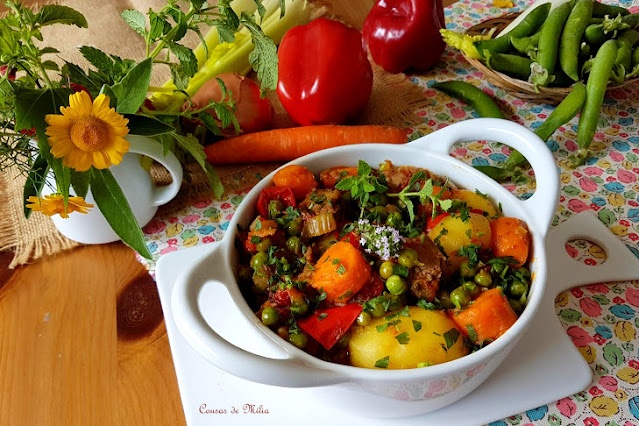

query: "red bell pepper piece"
xmin=298 ymin=304 xmax=363 ymax=350
xmin=363 ymin=0 xmax=446 ymax=74
xmin=256 ymin=187 xmax=296 ymax=218
xmin=276 ymin=18 xmax=373 ymax=126
xmin=1 ymin=65 xmax=16 ymax=81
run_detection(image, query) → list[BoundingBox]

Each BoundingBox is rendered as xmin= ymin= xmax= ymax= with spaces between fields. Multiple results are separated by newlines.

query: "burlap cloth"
xmin=0 ymin=0 xmax=432 ymax=268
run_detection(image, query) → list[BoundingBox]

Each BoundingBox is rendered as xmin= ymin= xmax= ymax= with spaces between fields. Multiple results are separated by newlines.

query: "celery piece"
xmin=151 ymin=0 xmax=309 ymax=112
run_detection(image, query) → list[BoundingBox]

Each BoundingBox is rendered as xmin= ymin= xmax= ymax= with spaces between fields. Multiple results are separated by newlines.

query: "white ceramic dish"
xmin=170 ymin=118 xmax=560 ymax=417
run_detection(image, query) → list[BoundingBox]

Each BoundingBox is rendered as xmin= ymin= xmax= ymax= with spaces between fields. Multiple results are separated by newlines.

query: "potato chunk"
xmin=428 ymin=212 xmax=492 ymax=258
xmin=451 ymin=189 xmax=499 ymax=218
xmin=349 ymin=307 xmax=468 ymax=369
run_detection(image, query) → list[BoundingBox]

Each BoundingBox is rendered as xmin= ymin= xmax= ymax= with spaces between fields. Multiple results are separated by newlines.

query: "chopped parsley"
xmin=457 ymin=244 xmax=482 ymax=268
xmin=318 ymin=313 xmax=329 ymax=321
xmin=375 ymin=356 xmax=390 ymax=368
xmin=443 ymin=328 xmax=461 ymax=350
xmin=417 ymin=298 xmax=444 ymax=310
xmin=336 ymin=264 xmax=346 ymax=275
xmin=412 ymin=320 xmax=422 ymax=332
xmin=475 ymin=189 xmax=488 ymax=198
xmin=332 ymin=258 xmax=340 ymax=265
xmin=465 ymin=324 xmax=478 ymax=342
xmin=395 ymin=332 xmax=410 ymax=345
xmin=250 ymin=235 xmax=262 ymax=244
xmin=376 ymin=319 xmax=401 ymax=333
xmin=417 ymin=361 xmax=432 ymax=368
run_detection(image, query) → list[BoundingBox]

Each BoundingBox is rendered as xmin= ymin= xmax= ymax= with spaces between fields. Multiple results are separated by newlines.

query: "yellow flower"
xmin=45 ymin=91 xmax=130 ymax=172
xmin=26 ymin=194 xmax=93 ymax=218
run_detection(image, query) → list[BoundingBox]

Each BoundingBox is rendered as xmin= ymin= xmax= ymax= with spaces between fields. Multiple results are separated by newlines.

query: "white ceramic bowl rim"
xmin=170 ymin=118 xmax=560 ymax=387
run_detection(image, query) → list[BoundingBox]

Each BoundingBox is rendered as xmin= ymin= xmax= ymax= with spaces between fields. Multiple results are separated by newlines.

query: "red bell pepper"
xmin=363 ymin=0 xmax=446 ymax=74
xmin=276 ymin=18 xmax=373 ymax=126
xmin=256 ymin=187 xmax=296 ymax=218
xmin=1 ymin=65 xmax=16 ymax=81
xmin=297 ymin=303 xmax=363 ymax=350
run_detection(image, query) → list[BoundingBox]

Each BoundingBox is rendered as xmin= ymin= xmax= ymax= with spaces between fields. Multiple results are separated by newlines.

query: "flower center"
xmin=69 ymin=117 xmax=109 ymax=152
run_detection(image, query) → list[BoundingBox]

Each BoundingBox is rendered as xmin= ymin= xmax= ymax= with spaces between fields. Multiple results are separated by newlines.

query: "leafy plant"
xmin=0 ymin=0 xmax=285 ymax=258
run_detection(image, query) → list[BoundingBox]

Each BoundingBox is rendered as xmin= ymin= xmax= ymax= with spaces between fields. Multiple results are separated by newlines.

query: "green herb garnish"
xmin=375 ymin=356 xmax=390 ymax=368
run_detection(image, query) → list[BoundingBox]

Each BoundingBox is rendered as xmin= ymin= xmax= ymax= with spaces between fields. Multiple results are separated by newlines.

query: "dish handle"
xmin=170 ymin=241 xmax=347 ymax=387
xmin=408 ymin=118 xmax=559 ymax=233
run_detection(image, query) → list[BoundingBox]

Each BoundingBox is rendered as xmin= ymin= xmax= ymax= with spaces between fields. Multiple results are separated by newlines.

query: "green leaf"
xmin=214 ymin=20 xmax=237 ymax=44
xmin=70 ymin=170 xmax=91 ymax=199
xmin=169 ymin=63 xmax=189 ymax=91
xmin=110 ymin=57 xmax=153 ymax=114
xmin=173 ymin=133 xmax=224 ymax=198
xmin=23 ymin=155 xmax=50 ymax=218
xmin=124 ymin=114 xmax=175 ymax=136
xmin=99 ymin=85 xmax=118 ymax=108
xmin=167 ymin=42 xmax=198 ymax=77
xmin=36 ymin=5 xmax=88 ymax=28
xmin=121 ymin=9 xmax=147 ymax=37
xmin=473 ymin=165 xmax=512 ymax=181
xmin=253 ymin=0 xmax=266 ymax=22
xmin=279 ymin=0 xmax=286 ymax=17
xmin=205 ymin=163 xmax=224 ymax=199
xmin=79 ymin=46 xmax=114 ymax=74
xmin=242 ymin=15 xmax=279 ymax=91
xmin=374 ymin=356 xmax=389 ymax=368
xmin=412 ymin=320 xmax=422 ymax=332
xmin=198 ymin=112 xmax=221 ymax=136
xmin=148 ymin=11 xmax=170 ymax=40
xmin=395 ymin=332 xmax=410 ymax=345
xmin=90 ymin=169 xmax=152 ymax=259
xmin=443 ymin=328 xmax=461 ymax=350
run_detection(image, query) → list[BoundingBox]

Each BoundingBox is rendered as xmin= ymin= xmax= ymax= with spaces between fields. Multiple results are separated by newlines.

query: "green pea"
xmin=379 ymin=261 xmax=395 ymax=280
xmin=268 ymin=199 xmax=283 ymax=218
xmin=336 ymin=333 xmax=350 ymax=349
xmin=509 ymin=280 xmax=529 ymax=299
xmin=398 ymin=248 xmax=419 ymax=268
xmin=286 ymin=217 xmax=302 ymax=236
xmin=289 ymin=332 xmax=308 ymax=349
xmin=474 ymin=269 xmax=493 ymax=287
xmin=250 ymin=251 xmax=268 ymax=270
xmin=252 ymin=273 xmax=269 ymax=293
xmin=255 ymin=237 xmax=272 ymax=252
xmin=386 ymin=211 xmax=403 ymax=228
xmin=369 ymin=302 xmax=386 ymax=318
xmin=261 ymin=307 xmax=279 ymax=326
xmin=509 ymin=299 xmax=524 ymax=315
xmin=450 ymin=287 xmax=471 ymax=309
xmin=286 ymin=236 xmax=301 ymax=254
xmin=386 ymin=275 xmax=407 ymax=296
xmin=439 ymin=290 xmax=455 ymax=309
xmin=388 ymin=294 xmax=407 ymax=312
xmin=462 ymin=281 xmax=480 ymax=297
xmin=237 ymin=265 xmax=253 ymax=282
xmin=357 ymin=311 xmax=371 ymax=326
xmin=459 ymin=261 xmax=478 ymax=278
xmin=290 ymin=299 xmax=308 ymax=316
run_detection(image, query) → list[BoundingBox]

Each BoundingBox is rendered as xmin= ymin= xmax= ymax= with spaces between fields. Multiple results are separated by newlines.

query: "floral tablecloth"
xmin=139 ymin=0 xmax=639 ymax=424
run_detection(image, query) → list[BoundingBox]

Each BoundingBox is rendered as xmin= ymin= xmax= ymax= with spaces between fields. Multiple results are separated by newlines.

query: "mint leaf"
xmin=36 ymin=5 xmax=87 ymax=28
xmin=242 ymin=14 xmax=278 ymax=91
xmin=167 ymin=42 xmax=198 ymax=77
xmin=90 ymin=169 xmax=152 ymax=259
xmin=148 ymin=11 xmax=169 ymax=40
xmin=110 ymin=57 xmax=153 ymax=114
xmin=121 ymin=9 xmax=147 ymax=37
xmin=79 ymin=46 xmax=114 ymax=74
xmin=197 ymin=112 xmax=221 ymax=136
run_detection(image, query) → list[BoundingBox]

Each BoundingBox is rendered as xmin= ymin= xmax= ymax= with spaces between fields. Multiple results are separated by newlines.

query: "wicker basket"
xmin=464 ymin=12 xmax=638 ymax=105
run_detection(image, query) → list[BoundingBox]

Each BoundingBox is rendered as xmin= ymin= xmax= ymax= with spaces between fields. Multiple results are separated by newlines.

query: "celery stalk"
xmin=151 ymin=0 xmax=310 ymax=112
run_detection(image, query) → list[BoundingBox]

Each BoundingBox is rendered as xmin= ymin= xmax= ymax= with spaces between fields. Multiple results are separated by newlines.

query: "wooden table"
xmin=0 ymin=0 xmax=456 ymax=424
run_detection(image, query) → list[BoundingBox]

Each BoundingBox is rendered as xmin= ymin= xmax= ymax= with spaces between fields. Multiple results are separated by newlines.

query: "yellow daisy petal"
xmin=45 ymin=114 xmax=72 ymax=128
xmin=91 ymin=94 xmax=110 ymax=116
xmin=69 ymin=91 xmax=93 ymax=116
xmin=92 ymin=151 xmax=110 ymax=169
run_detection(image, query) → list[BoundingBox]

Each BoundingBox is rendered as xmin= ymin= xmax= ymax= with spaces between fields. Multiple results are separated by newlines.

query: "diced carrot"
xmin=451 ymin=288 xmax=519 ymax=344
xmin=319 ymin=166 xmax=359 ymax=187
xmin=204 ymin=125 xmax=408 ymax=165
xmin=249 ymin=217 xmax=278 ymax=238
xmin=490 ymin=217 xmax=530 ymax=266
xmin=310 ymin=241 xmax=371 ymax=304
xmin=273 ymin=165 xmax=318 ymax=201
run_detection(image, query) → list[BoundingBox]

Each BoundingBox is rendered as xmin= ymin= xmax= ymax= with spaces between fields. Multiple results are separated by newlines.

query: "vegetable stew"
xmin=236 ymin=161 xmax=533 ymax=370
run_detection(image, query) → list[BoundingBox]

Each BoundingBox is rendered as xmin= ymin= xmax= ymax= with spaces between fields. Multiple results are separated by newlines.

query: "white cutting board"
xmin=155 ymin=211 xmax=639 ymax=426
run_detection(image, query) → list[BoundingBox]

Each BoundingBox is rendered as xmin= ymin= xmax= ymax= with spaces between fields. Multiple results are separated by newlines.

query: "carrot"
xmin=204 ymin=125 xmax=408 ymax=165
xmin=273 ymin=165 xmax=318 ymax=201
xmin=451 ymin=288 xmax=519 ymax=344
xmin=249 ymin=217 xmax=278 ymax=239
xmin=319 ymin=166 xmax=359 ymax=188
xmin=490 ymin=217 xmax=531 ymax=266
xmin=310 ymin=241 xmax=371 ymax=304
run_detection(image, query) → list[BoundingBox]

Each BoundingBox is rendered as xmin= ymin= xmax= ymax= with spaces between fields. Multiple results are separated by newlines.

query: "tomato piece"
xmin=256 ymin=187 xmax=296 ymax=218
xmin=297 ymin=304 xmax=363 ymax=350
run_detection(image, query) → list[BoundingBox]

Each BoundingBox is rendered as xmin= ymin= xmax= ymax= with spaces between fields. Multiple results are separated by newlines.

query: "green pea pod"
xmin=531 ymin=1 xmax=575 ymax=87
xmin=621 ymin=12 xmax=639 ymax=29
xmin=612 ymin=29 xmax=639 ymax=82
xmin=575 ymin=39 xmax=618 ymax=164
xmin=584 ymin=23 xmax=607 ymax=44
xmin=591 ymin=1 xmax=629 ymax=18
xmin=485 ymin=51 xmax=533 ymax=80
xmin=432 ymin=81 xmax=504 ymax=119
xmin=504 ymin=82 xmax=587 ymax=169
xmin=474 ymin=3 xmax=551 ymax=56
xmin=560 ymin=0 xmax=594 ymax=82
xmin=510 ymin=32 xmax=541 ymax=56
xmin=633 ymin=45 xmax=639 ymax=68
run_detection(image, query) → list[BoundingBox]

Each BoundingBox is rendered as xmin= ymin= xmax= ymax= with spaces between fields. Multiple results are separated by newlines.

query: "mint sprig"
xmin=388 ymin=171 xmax=453 ymax=224
xmin=335 ymin=160 xmax=388 ymax=216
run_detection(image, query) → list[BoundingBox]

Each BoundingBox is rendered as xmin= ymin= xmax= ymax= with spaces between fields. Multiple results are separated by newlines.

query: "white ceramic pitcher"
xmin=42 ymin=134 xmax=183 ymax=244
